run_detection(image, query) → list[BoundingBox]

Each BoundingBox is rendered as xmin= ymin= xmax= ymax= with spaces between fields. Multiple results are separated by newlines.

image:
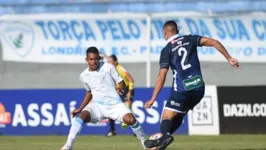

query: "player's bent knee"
xmin=78 ymin=110 xmax=91 ymax=122
xmin=162 ymin=114 xmax=175 ymax=120
xmin=162 ymin=109 xmax=179 ymax=120
xmin=123 ymin=113 xmax=136 ymax=125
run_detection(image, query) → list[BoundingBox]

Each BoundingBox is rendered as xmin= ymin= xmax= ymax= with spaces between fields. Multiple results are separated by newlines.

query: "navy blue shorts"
xmin=164 ymin=87 xmax=205 ymax=113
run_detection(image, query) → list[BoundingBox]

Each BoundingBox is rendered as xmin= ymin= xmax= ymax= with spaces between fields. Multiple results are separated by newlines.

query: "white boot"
xmin=141 ymin=138 xmax=148 ymax=150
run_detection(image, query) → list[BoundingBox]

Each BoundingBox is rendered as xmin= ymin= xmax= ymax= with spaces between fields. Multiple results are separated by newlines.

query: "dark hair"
xmin=109 ymin=54 xmax=118 ymax=62
xmin=86 ymin=47 xmax=99 ymax=56
xmin=163 ymin=20 xmax=179 ymax=34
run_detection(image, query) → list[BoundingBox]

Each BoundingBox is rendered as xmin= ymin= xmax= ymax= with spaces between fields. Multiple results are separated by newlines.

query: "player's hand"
xmin=228 ymin=58 xmax=239 ymax=69
xmin=144 ymin=99 xmax=155 ymax=109
xmin=71 ymin=108 xmax=82 ymax=118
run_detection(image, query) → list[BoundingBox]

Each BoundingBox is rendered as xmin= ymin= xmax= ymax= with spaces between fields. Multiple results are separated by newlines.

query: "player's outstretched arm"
xmin=200 ymin=37 xmax=239 ymax=68
xmin=71 ymin=91 xmax=92 ymax=118
xmin=145 ymin=68 xmax=168 ymax=109
xmin=152 ymin=68 xmax=168 ymax=100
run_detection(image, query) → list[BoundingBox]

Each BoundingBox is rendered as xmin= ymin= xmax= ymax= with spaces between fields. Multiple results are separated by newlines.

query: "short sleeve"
xmin=191 ymin=35 xmax=202 ymax=47
xmin=110 ymin=64 xmax=123 ymax=83
xmin=159 ymin=46 xmax=170 ymax=69
xmin=79 ymin=75 xmax=91 ymax=91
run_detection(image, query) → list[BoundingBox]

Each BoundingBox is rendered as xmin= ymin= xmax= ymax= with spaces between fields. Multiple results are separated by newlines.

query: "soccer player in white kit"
xmin=60 ymin=47 xmax=146 ymax=150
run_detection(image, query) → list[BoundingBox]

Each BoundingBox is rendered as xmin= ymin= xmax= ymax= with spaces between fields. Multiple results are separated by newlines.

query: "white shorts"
xmin=82 ymin=102 xmax=132 ymax=123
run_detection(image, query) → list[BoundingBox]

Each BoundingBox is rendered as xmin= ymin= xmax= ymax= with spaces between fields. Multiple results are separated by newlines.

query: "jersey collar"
xmin=166 ymin=34 xmax=179 ymax=44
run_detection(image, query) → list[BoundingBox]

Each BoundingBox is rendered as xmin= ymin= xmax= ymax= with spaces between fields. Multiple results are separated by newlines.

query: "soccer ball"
xmin=148 ymin=133 xmax=163 ymax=150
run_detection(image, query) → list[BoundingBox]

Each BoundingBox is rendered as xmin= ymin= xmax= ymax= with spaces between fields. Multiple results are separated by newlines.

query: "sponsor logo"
xmin=0 ymin=102 xmax=12 ymax=128
xmin=183 ymin=75 xmax=204 ymax=91
xmin=0 ymin=21 xmax=34 ymax=58
xmin=192 ymin=96 xmax=213 ymax=125
xmin=223 ymin=103 xmax=266 ymax=117
xmin=170 ymin=100 xmax=180 ymax=107
xmin=10 ymin=101 xmax=109 ymax=127
xmin=8 ymin=100 xmax=167 ymax=127
xmin=11 ymin=101 xmax=76 ymax=127
xmin=185 ymin=78 xmax=201 ymax=87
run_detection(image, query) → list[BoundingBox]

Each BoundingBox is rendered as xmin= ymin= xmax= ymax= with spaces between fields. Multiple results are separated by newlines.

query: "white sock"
xmin=65 ymin=117 xmax=83 ymax=147
xmin=131 ymin=121 xmax=146 ymax=140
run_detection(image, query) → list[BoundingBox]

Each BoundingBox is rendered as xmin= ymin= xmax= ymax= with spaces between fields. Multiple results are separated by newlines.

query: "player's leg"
xmin=106 ymin=119 xmax=116 ymax=136
xmin=110 ymin=103 xmax=146 ymax=149
xmin=123 ymin=113 xmax=147 ymax=149
xmin=148 ymin=109 xmax=178 ymax=150
xmin=168 ymin=90 xmax=204 ymax=134
xmin=144 ymin=111 xmax=182 ymax=150
xmin=169 ymin=114 xmax=184 ymax=134
xmin=61 ymin=111 xmax=90 ymax=150
xmin=161 ymin=109 xmax=179 ymax=135
xmin=157 ymin=88 xmax=205 ymax=150
xmin=144 ymin=93 xmax=188 ymax=150
xmin=61 ymin=104 xmax=101 ymax=150
xmin=123 ymin=113 xmax=146 ymax=139
xmin=106 ymin=88 xmax=129 ymax=136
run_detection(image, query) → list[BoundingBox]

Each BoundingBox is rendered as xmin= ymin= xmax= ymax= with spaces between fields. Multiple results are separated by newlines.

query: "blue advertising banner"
xmin=1 ymin=12 xmax=265 ymax=63
xmin=0 ymin=88 xmax=188 ymax=135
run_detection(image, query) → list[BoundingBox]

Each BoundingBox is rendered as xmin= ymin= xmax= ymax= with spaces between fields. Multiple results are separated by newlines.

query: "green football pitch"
xmin=0 ymin=135 xmax=266 ymax=150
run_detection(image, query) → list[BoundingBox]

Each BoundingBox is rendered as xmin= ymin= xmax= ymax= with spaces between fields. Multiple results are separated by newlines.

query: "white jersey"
xmin=79 ymin=62 xmax=123 ymax=106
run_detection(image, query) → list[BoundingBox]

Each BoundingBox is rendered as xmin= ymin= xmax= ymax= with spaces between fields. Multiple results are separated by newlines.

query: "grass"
xmin=0 ymin=135 xmax=266 ymax=150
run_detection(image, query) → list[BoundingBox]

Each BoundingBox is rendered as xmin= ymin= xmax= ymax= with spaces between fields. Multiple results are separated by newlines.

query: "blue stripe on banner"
xmin=0 ymin=88 xmax=188 ymax=135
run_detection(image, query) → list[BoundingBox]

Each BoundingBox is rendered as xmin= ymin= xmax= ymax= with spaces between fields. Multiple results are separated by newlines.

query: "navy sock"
xmin=109 ymin=119 xmax=115 ymax=132
xmin=160 ymin=119 xmax=172 ymax=136
xmin=169 ymin=115 xmax=184 ymax=134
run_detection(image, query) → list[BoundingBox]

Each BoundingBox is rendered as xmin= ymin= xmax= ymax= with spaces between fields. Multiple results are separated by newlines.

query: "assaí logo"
xmin=11 ymin=101 xmax=109 ymax=127
xmin=10 ymin=100 xmax=165 ymax=127
xmin=0 ymin=102 xmax=12 ymax=128
xmin=11 ymin=101 xmax=77 ymax=127
xmin=0 ymin=21 xmax=34 ymax=58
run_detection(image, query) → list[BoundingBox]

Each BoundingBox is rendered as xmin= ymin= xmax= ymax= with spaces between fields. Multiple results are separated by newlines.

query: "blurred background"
xmin=0 ymin=0 xmax=266 ymax=150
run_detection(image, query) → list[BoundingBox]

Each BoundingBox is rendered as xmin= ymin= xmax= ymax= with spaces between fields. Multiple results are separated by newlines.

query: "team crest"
xmin=0 ymin=21 xmax=34 ymax=58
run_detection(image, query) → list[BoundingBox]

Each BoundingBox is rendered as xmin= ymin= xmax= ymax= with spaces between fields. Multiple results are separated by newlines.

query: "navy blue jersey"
xmin=160 ymin=34 xmax=204 ymax=93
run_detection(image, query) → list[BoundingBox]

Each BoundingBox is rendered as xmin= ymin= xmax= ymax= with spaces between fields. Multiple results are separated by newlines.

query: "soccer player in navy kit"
xmin=144 ymin=20 xmax=239 ymax=150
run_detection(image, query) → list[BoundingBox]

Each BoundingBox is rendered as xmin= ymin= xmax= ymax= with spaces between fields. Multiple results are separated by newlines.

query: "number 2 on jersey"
xmin=178 ymin=47 xmax=191 ymax=70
